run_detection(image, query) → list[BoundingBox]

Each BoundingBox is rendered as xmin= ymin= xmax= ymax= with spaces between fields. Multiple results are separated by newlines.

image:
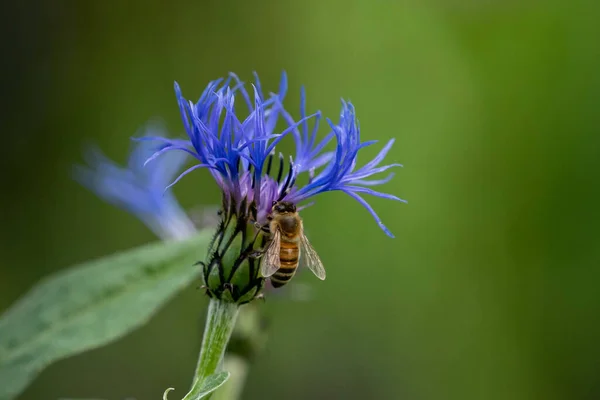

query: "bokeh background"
xmin=2 ymin=1 xmax=600 ymax=399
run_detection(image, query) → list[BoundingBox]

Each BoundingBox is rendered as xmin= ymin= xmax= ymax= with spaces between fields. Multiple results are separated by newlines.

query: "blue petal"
xmin=361 ymin=138 xmax=396 ymax=171
xmin=342 ymin=186 xmax=407 ymax=203
xmin=341 ymin=189 xmax=395 ymax=238
xmin=164 ymin=163 xmax=214 ymax=192
xmin=143 ymin=145 xmax=199 ymax=167
xmin=351 ymin=172 xmax=395 ymax=186
xmin=346 ymin=163 xmax=403 ymax=181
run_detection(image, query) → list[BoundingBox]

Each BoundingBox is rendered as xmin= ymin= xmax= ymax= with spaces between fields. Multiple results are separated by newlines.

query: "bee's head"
xmin=272 ymin=201 xmax=296 ymax=214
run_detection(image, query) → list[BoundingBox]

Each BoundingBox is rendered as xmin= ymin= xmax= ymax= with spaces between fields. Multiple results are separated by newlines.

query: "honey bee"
xmin=260 ymin=201 xmax=326 ymax=287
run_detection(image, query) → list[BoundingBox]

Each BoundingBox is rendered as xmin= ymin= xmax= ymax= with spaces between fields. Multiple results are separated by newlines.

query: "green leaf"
xmin=0 ymin=230 xmax=212 ymax=400
xmin=166 ymin=371 xmax=230 ymax=400
xmin=193 ymin=371 xmax=231 ymax=399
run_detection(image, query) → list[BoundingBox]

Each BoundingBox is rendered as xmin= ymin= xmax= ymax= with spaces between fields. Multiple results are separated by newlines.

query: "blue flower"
xmin=145 ymin=72 xmax=405 ymax=237
xmin=74 ymin=125 xmax=196 ymax=240
xmin=286 ymin=101 xmax=406 ymax=237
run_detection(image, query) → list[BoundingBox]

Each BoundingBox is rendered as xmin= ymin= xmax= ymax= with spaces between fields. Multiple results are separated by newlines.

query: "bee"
xmin=260 ymin=201 xmax=326 ymax=287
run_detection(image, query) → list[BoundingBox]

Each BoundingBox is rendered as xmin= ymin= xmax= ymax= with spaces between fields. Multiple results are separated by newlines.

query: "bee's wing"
xmin=298 ymin=230 xmax=326 ymax=280
xmin=260 ymin=228 xmax=281 ymax=278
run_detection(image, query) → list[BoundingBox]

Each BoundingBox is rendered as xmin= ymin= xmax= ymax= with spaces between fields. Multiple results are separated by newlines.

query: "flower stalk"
xmin=183 ymin=299 xmax=240 ymax=400
xmin=213 ymin=304 xmax=268 ymax=400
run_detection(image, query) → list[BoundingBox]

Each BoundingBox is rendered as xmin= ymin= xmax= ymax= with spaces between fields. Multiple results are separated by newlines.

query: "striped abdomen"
xmin=271 ymin=240 xmax=299 ymax=288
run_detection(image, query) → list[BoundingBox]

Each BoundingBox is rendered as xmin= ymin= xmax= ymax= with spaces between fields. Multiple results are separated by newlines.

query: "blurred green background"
xmin=2 ymin=1 xmax=600 ymax=399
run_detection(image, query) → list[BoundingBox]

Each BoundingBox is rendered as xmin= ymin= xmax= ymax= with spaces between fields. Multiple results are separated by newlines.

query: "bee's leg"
xmin=248 ymin=234 xmax=268 ymax=259
xmin=252 ymin=221 xmax=271 ymax=236
xmin=248 ymin=251 xmax=264 ymax=259
xmin=246 ymin=228 xmax=269 ymax=260
xmin=247 ymin=218 xmax=272 ymax=260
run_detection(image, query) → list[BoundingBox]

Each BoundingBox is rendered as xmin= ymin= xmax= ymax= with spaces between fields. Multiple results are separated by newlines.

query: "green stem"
xmin=212 ymin=304 xmax=267 ymax=400
xmin=183 ymin=299 xmax=240 ymax=400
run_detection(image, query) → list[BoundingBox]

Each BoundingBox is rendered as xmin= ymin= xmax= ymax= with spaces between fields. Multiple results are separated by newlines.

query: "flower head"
xmin=74 ymin=125 xmax=196 ymax=240
xmin=146 ymin=72 xmax=405 ymax=236
xmin=285 ymin=101 xmax=406 ymax=237
xmin=138 ymin=72 xmax=405 ymax=303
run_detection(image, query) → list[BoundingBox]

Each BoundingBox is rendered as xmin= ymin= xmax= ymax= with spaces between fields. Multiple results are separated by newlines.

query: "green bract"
xmin=201 ymin=204 xmax=266 ymax=305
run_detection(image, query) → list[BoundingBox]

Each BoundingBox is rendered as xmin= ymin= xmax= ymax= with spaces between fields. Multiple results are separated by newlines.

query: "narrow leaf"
xmin=0 ymin=230 xmax=212 ymax=400
xmin=163 ymin=372 xmax=230 ymax=400
xmin=187 ymin=371 xmax=231 ymax=400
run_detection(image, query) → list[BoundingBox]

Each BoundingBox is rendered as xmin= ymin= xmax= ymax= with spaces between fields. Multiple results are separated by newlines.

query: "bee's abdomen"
xmin=271 ymin=242 xmax=299 ymax=288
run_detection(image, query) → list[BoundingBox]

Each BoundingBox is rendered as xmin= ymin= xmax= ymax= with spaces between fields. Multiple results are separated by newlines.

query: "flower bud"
xmin=201 ymin=202 xmax=266 ymax=304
